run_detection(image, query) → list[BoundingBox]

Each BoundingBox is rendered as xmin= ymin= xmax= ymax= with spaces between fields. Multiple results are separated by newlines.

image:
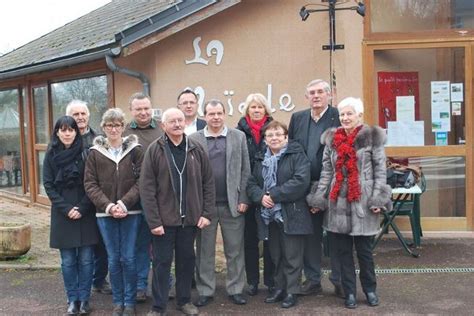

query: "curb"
xmin=0 ymin=264 xmax=59 ymax=270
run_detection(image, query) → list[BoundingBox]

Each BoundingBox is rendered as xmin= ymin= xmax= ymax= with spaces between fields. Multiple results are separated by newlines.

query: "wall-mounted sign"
xmin=185 ymin=36 xmax=224 ymax=66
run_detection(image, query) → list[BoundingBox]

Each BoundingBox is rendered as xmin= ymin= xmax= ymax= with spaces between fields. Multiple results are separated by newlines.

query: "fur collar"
xmin=321 ymin=125 xmax=386 ymax=149
xmin=93 ymin=134 xmax=139 ymax=151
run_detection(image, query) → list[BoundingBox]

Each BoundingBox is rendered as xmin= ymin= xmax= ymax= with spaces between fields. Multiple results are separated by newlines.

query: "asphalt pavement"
xmin=2 ymin=197 xmax=474 ymax=315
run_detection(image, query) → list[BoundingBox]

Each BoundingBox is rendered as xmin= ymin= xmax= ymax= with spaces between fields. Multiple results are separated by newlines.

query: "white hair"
xmin=306 ymin=79 xmax=331 ymax=93
xmin=337 ymin=97 xmax=364 ymax=114
xmin=66 ymin=100 xmax=89 ymax=116
xmin=162 ymin=108 xmax=184 ymax=123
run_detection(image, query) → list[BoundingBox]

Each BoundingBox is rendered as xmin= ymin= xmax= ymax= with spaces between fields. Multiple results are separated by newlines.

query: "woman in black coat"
xmin=247 ymin=120 xmax=313 ymax=309
xmin=236 ymin=93 xmax=275 ymax=296
xmin=43 ymin=116 xmax=99 ymax=315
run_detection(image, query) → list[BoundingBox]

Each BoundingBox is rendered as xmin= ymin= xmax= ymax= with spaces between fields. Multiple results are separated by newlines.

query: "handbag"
xmin=386 ymin=161 xmax=421 ymax=189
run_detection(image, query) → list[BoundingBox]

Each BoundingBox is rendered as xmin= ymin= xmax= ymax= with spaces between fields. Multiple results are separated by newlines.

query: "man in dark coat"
xmin=123 ymin=92 xmax=164 ymax=302
xmin=139 ymin=108 xmax=215 ymax=315
xmin=66 ymin=100 xmax=110 ymax=295
xmin=177 ymin=89 xmax=206 ymax=135
xmin=287 ymin=79 xmax=342 ymax=297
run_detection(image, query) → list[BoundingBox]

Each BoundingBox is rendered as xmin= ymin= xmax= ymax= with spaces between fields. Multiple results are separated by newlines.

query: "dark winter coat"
xmin=247 ymin=140 xmax=313 ymax=240
xmin=288 ymin=107 xmax=340 ymax=181
xmin=43 ymin=148 xmax=99 ymax=249
xmin=306 ymin=125 xmax=392 ymax=236
xmin=84 ymin=134 xmax=143 ymax=216
xmin=236 ymin=116 xmax=273 ymax=171
xmin=139 ymin=135 xmax=216 ymax=229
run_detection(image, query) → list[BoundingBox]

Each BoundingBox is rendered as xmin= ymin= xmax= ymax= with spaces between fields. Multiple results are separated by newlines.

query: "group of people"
xmin=44 ymin=79 xmax=392 ymax=316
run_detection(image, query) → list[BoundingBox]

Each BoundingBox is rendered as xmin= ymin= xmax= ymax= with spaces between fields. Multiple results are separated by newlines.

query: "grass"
xmin=2 ymin=254 xmax=35 ymax=264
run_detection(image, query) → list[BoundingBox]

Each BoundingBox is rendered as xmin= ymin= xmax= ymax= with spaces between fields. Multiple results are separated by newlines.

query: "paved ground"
xmin=2 ymin=197 xmax=474 ymax=315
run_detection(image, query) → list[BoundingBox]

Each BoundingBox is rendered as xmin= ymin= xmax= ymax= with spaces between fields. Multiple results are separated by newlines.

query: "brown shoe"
xmin=123 ymin=305 xmax=136 ymax=316
xmin=176 ymin=303 xmax=198 ymax=315
xmin=93 ymin=281 xmax=112 ymax=295
xmin=136 ymin=289 xmax=147 ymax=303
xmin=112 ymin=305 xmax=123 ymax=316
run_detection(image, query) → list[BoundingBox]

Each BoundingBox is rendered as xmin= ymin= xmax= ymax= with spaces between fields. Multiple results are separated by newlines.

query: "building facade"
xmin=0 ymin=0 xmax=473 ymax=232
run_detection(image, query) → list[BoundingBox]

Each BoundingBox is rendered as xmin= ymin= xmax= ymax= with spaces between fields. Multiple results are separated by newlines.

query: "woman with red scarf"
xmin=237 ymin=93 xmax=275 ymax=297
xmin=306 ymin=97 xmax=392 ymax=309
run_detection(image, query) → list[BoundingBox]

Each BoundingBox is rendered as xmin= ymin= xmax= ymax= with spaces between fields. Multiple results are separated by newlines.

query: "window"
xmin=0 ymin=89 xmax=23 ymax=193
xmin=389 ymin=156 xmax=465 ymax=217
xmin=371 ymin=0 xmax=474 ymax=33
xmin=374 ymin=47 xmax=465 ymax=146
xmin=51 ymin=75 xmax=108 ymax=132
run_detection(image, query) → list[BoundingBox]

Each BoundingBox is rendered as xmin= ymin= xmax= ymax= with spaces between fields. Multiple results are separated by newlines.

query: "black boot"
xmin=79 ymin=301 xmax=91 ymax=314
xmin=281 ymin=294 xmax=297 ymax=308
xmin=264 ymin=289 xmax=285 ymax=303
xmin=67 ymin=301 xmax=79 ymax=315
xmin=345 ymin=294 xmax=357 ymax=309
xmin=366 ymin=292 xmax=379 ymax=306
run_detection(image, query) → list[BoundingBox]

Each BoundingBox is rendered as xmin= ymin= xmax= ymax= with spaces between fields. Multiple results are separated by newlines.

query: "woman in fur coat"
xmin=306 ymin=97 xmax=392 ymax=309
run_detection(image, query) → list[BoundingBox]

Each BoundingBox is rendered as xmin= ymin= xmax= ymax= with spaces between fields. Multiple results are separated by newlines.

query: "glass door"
xmin=32 ymin=85 xmax=51 ymax=204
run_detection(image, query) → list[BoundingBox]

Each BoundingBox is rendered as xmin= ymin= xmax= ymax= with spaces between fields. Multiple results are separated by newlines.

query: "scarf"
xmin=330 ymin=125 xmax=363 ymax=203
xmin=260 ymin=144 xmax=288 ymax=225
xmin=245 ymin=115 xmax=268 ymax=145
xmin=52 ymin=137 xmax=83 ymax=188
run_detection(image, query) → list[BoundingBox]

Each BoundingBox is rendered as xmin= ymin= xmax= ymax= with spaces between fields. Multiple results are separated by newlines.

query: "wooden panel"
xmin=385 ymin=146 xmax=466 ymax=157
xmin=467 ymin=44 xmax=474 ymax=229
xmin=394 ymin=217 xmax=467 ymax=231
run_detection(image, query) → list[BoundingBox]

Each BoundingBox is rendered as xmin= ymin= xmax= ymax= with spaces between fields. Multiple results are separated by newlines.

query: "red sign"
xmin=377 ymin=72 xmax=419 ymax=128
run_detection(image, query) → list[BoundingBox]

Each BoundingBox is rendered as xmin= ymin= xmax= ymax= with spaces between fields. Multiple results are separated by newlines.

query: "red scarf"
xmin=246 ymin=115 xmax=268 ymax=144
xmin=330 ymin=125 xmax=363 ymax=202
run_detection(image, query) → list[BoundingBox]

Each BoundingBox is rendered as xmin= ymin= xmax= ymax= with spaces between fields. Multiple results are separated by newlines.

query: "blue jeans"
xmin=59 ymin=246 xmax=94 ymax=303
xmin=136 ymin=214 xmax=151 ymax=291
xmin=93 ymin=234 xmax=109 ymax=288
xmin=97 ymin=215 xmax=140 ymax=307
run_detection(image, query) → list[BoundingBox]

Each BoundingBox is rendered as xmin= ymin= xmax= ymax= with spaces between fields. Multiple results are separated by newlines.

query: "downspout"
xmin=105 ymin=47 xmax=150 ymax=96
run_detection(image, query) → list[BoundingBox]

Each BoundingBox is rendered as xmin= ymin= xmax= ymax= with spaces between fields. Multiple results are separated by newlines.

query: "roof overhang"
xmin=121 ymin=0 xmax=241 ymax=56
xmin=0 ymin=0 xmax=241 ymax=81
xmin=0 ymin=48 xmax=111 ymax=81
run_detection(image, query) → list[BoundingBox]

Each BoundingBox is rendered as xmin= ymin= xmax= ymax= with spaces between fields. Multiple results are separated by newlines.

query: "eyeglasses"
xmin=104 ymin=123 xmax=123 ymax=130
xmin=265 ymin=132 xmax=286 ymax=138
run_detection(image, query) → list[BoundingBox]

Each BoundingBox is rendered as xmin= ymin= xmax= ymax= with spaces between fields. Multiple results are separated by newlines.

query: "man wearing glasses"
xmin=177 ymin=89 xmax=206 ymax=135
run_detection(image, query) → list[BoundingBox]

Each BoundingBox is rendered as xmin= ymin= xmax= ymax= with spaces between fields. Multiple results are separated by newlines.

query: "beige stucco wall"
xmin=113 ymin=0 xmax=364 ymax=126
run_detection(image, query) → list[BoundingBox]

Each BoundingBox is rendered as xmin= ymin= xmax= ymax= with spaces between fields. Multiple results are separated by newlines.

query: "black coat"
xmin=43 ymin=149 xmax=99 ymax=249
xmin=247 ymin=141 xmax=313 ymax=239
xmin=288 ymin=107 xmax=340 ymax=181
xmin=236 ymin=116 xmax=273 ymax=171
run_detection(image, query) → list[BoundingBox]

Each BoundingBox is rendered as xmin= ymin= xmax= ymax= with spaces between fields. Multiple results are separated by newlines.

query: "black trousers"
xmin=302 ymin=212 xmax=324 ymax=283
xmin=244 ymin=206 xmax=274 ymax=287
xmin=268 ymin=222 xmax=304 ymax=294
xmin=333 ymin=233 xmax=376 ymax=296
xmin=151 ymin=226 xmax=197 ymax=312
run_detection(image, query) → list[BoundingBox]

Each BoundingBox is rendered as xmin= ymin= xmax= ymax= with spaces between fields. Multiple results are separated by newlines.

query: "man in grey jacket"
xmin=189 ymin=100 xmax=251 ymax=307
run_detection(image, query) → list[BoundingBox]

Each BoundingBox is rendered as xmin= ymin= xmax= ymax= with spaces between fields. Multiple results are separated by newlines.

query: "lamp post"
xmin=299 ymin=0 xmax=365 ymax=104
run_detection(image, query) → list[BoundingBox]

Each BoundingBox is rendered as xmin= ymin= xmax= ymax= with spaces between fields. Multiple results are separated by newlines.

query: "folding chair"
xmin=372 ymin=173 xmax=426 ymax=258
